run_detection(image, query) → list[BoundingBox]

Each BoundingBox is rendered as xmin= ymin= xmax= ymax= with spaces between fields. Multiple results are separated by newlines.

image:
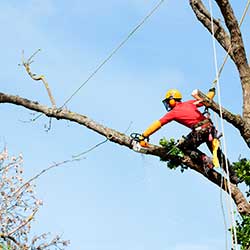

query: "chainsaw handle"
xmin=130 ymin=133 xmax=149 ymax=142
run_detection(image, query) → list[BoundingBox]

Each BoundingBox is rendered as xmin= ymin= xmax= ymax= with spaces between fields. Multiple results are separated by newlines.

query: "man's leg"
xmin=206 ymin=142 xmax=239 ymax=184
xmin=178 ymin=131 xmax=213 ymax=171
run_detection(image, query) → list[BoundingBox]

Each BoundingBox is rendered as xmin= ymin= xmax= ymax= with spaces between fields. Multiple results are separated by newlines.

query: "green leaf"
xmin=159 ymin=137 xmax=187 ymax=173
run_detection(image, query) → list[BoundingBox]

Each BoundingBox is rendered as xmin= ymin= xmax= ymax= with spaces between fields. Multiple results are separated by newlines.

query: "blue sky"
xmin=1 ymin=1 xmax=250 ymax=250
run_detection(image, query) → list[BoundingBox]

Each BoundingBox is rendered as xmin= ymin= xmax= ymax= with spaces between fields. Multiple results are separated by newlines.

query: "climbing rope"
xmin=208 ymin=0 xmax=240 ymax=249
xmin=60 ymin=0 xmax=165 ymax=109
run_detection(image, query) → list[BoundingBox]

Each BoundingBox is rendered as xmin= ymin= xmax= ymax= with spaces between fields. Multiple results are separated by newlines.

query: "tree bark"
xmin=189 ymin=0 xmax=233 ymax=58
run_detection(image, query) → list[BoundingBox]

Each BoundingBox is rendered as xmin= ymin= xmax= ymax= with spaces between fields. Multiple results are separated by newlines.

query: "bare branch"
xmin=193 ymin=89 xmax=250 ymax=147
xmin=7 ymin=208 xmax=38 ymax=236
xmin=13 ymin=158 xmax=83 ymax=199
xmin=72 ymin=139 xmax=108 ymax=158
xmin=215 ymin=0 xmax=249 ymax=70
xmin=190 ymin=0 xmax=250 ymax=128
xmin=189 ymin=0 xmax=233 ymax=58
xmin=0 ymin=235 xmax=20 ymax=247
xmin=21 ymin=50 xmax=57 ymax=109
xmin=0 ymin=92 xmax=249 ymax=215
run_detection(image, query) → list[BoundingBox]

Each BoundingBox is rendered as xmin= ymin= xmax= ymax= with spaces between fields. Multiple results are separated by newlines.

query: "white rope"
xmin=219 ymin=175 xmax=229 ymax=250
xmin=207 ymin=0 xmax=238 ymax=249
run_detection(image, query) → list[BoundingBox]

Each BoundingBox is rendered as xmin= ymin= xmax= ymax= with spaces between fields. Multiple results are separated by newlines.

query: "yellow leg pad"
xmin=212 ymin=138 xmax=220 ymax=167
xmin=142 ymin=120 xmax=162 ymax=137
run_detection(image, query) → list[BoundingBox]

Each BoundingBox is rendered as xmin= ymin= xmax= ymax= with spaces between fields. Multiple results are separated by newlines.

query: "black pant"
xmin=179 ymin=126 xmax=237 ymax=180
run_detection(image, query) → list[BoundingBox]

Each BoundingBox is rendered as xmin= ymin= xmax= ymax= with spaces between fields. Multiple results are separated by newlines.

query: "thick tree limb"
xmin=0 ymin=92 xmax=249 ymax=215
xmin=215 ymin=0 xmax=248 ymax=70
xmin=213 ymin=1 xmax=250 ymax=125
xmin=189 ymin=0 xmax=233 ymax=58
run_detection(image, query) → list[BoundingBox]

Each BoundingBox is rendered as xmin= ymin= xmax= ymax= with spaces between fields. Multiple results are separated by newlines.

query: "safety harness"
xmin=193 ymin=108 xmax=220 ymax=167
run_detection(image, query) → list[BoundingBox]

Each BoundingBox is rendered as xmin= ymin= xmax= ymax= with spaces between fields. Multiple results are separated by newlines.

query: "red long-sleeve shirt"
xmin=159 ymin=100 xmax=206 ymax=129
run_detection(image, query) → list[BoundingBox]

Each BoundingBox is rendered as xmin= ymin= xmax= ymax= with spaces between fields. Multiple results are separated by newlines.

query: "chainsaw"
xmin=130 ymin=133 xmax=149 ymax=153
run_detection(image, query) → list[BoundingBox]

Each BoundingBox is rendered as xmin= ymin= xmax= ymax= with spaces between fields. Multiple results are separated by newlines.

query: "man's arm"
xmin=142 ymin=120 xmax=162 ymax=138
xmin=192 ymin=87 xmax=216 ymax=105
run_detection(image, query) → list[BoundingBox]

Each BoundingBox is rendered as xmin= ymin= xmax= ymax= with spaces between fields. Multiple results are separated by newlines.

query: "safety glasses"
xmin=162 ymin=98 xmax=170 ymax=111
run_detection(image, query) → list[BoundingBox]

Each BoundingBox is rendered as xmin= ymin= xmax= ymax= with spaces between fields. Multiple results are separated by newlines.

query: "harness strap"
xmin=192 ymin=119 xmax=212 ymax=129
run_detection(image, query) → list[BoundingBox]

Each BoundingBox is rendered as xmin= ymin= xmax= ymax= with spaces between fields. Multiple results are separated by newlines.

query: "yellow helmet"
xmin=162 ymin=89 xmax=182 ymax=110
xmin=165 ymin=89 xmax=182 ymax=100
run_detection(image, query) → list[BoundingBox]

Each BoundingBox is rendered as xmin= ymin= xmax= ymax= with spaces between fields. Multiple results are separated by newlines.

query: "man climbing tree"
xmin=1 ymin=0 xmax=250 ymax=249
xmin=138 ymin=87 xmax=239 ymax=184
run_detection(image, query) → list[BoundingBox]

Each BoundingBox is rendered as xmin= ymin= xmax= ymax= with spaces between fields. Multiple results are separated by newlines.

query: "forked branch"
xmin=21 ymin=50 xmax=57 ymax=108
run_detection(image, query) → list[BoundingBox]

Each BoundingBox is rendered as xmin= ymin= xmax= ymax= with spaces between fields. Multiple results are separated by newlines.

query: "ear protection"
xmin=168 ymin=96 xmax=176 ymax=107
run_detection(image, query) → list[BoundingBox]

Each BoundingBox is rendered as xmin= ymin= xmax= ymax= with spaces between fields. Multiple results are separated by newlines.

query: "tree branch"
xmin=189 ymin=0 xmax=233 ymax=58
xmin=215 ymin=0 xmax=248 ymax=70
xmin=21 ymin=50 xmax=57 ymax=109
xmin=194 ymin=90 xmax=250 ymax=147
xmin=6 ymin=208 xmax=38 ymax=236
xmin=0 ymin=235 xmax=20 ymax=247
xmin=213 ymin=0 xmax=250 ymax=127
xmin=0 ymin=91 xmax=249 ymax=215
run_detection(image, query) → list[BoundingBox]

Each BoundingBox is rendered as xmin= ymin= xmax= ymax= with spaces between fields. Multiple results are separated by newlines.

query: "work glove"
xmin=206 ymin=87 xmax=216 ymax=99
xmin=142 ymin=120 xmax=162 ymax=138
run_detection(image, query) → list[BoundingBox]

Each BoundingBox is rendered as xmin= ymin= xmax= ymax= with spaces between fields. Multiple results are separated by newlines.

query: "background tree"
xmin=0 ymin=1 xmax=250 ymax=250
xmin=0 ymin=149 xmax=70 ymax=249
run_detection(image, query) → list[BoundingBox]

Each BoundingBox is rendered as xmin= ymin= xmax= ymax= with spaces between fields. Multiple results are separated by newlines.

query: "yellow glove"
xmin=142 ymin=120 xmax=162 ymax=138
xmin=212 ymin=138 xmax=220 ymax=167
xmin=206 ymin=87 xmax=216 ymax=100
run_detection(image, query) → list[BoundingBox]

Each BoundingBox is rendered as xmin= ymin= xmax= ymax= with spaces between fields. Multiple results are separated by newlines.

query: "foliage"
xmin=231 ymin=158 xmax=250 ymax=249
xmin=235 ymin=215 xmax=250 ymax=250
xmin=159 ymin=137 xmax=187 ymax=172
xmin=232 ymin=158 xmax=250 ymax=196
xmin=0 ymin=149 xmax=70 ymax=250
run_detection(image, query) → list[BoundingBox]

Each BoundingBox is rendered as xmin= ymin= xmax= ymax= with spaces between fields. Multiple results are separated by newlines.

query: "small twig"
xmin=124 ymin=121 xmax=133 ymax=134
xmin=0 ymin=234 xmax=20 ymax=247
xmin=7 ymin=208 xmax=38 ymax=236
xmin=72 ymin=121 xmax=132 ymax=159
xmin=21 ymin=50 xmax=57 ymax=109
xmin=13 ymin=158 xmax=84 ymax=198
xmin=27 ymin=49 xmax=41 ymax=64
xmin=72 ymin=139 xmax=108 ymax=158
xmin=44 ymin=117 xmax=52 ymax=132
xmin=19 ymin=113 xmax=44 ymax=124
